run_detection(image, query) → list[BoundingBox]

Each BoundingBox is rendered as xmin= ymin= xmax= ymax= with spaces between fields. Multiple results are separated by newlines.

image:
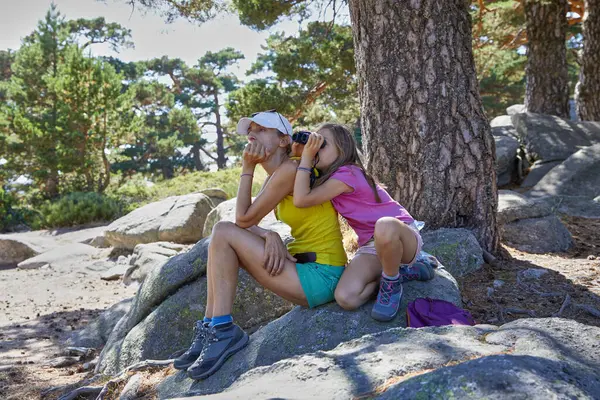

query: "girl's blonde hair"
xmin=315 ymin=123 xmax=382 ymax=203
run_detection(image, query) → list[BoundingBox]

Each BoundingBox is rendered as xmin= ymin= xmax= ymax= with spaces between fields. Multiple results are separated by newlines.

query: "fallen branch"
xmin=505 ymin=307 xmax=536 ymax=317
xmin=552 ymin=294 xmax=571 ymax=317
xmin=516 ymin=276 xmax=562 ymax=297
xmin=575 ymin=304 xmax=600 ymax=318
xmin=124 ymin=359 xmax=173 ymax=373
xmin=58 ymin=386 xmax=102 ymax=400
xmin=58 ymin=359 xmax=173 ymax=400
xmin=96 ymin=375 xmax=129 ymax=400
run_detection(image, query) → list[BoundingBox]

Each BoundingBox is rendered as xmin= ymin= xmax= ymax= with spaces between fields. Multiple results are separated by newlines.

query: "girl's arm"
xmin=293 ymin=134 xmax=352 ymax=208
xmin=236 ymin=142 xmax=297 ymax=228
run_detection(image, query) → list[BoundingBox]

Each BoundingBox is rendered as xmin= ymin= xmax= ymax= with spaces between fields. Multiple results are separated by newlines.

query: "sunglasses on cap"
xmin=251 ymin=109 xmax=290 ymax=136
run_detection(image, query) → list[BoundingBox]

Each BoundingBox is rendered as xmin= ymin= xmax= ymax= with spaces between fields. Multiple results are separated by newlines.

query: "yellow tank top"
xmin=274 ymin=162 xmax=347 ymax=267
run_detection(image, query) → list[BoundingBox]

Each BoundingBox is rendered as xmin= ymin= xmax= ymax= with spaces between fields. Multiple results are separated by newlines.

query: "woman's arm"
xmin=236 ymin=142 xmax=296 ymax=228
xmin=293 ymin=134 xmax=351 ymax=208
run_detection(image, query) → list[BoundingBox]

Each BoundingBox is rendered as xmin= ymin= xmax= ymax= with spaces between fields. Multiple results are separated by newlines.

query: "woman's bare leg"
xmin=207 ymin=221 xmax=308 ymax=318
xmin=334 ymin=254 xmax=382 ymax=310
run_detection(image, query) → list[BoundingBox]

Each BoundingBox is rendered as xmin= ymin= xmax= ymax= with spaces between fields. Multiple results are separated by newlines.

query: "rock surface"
xmin=158 ymin=268 xmax=461 ymax=398
xmin=199 ymin=188 xmax=228 ymax=207
xmin=171 ymin=318 xmax=600 ymax=400
xmin=543 ymin=195 xmax=600 ymax=219
xmin=421 ymin=228 xmax=484 ymax=277
xmin=520 ymin=160 xmax=562 ymax=189
xmin=17 ymin=243 xmax=100 ymax=270
xmin=501 ymin=215 xmax=573 ymax=253
xmin=528 ymin=144 xmax=600 ymax=200
xmin=497 ymin=190 xmax=553 ymax=225
xmin=202 ymin=198 xmax=291 ymax=240
xmin=105 ymin=193 xmax=214 ymax=249
xmin=123 ymin=242 xmax=187 ymax=285
xmin=68 ymin=298 xmax=133 ymax=348
xmin=506 ymin=104 xmax=526 ymax=115
xmin=0 ymin=235 xmax=57 ymax=267
xmin=494 ymin=134 xmax=520 ymax=186
xmin=511 ymin=112 xmax=600 ymax=163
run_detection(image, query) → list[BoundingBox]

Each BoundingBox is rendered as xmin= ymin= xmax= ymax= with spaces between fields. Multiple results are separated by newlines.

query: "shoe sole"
xmin=188 ymin=333 xmax=250 ymax=380
xmin=371 ymin=310 xmax=398 ymax=322
xmin=173 ymin=360 xmax=196 ymax=370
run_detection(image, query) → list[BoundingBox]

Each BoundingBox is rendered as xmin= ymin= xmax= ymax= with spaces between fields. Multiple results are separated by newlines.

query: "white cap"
xmin=236 ymin=111 xmax=292 ymax=136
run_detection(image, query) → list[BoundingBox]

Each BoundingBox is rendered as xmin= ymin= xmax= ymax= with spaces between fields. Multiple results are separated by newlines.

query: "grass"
xmin=110 ymin=167 xmax=268 ymax=210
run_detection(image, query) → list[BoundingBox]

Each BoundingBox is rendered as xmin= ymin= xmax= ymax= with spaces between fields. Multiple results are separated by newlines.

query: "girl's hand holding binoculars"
xmin=301 ymin=133 xmax=324 ymax=161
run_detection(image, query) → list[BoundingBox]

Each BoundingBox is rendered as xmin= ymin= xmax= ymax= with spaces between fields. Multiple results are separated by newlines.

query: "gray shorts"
xmin=355 ymin=222 xmax=423 ymax=265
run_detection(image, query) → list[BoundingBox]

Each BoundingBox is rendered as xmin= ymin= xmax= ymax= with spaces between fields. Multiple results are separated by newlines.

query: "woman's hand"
xmin=301 ymin=133 xmax=324 ymax=162
xmin=263 ymin=231 xmax=296 ymax=276
xmin=243 ymin=141 xmax=270 ymax=167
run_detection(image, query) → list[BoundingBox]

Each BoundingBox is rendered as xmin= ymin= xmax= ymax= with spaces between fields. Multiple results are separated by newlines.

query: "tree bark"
xmin=213 ymin=91 xmax=228 ymax=170
xmin=348 ymin=0 xmax=499 ymax=253
xmin=191 ymin=143 xmax=205 ymax=171
xmin=524 ymin=0 xmax=570 ymax=117
xmin=576 ymin=0 xmax=600 ymax=120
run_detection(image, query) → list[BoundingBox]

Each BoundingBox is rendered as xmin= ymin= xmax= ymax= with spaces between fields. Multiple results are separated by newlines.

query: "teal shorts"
xmin=296 ymin=262 xmax=345 ymax=308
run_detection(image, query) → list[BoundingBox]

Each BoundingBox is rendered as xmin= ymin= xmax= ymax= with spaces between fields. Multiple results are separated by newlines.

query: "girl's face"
xmin=248 ymin=122 xmax=285 ymax=154
xmin=315 ymin=128 xmax=340 ymax=169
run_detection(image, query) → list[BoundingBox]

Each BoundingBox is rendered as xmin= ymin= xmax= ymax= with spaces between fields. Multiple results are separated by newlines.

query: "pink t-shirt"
xmin=330 ymin=165 xmax=415 ymax=246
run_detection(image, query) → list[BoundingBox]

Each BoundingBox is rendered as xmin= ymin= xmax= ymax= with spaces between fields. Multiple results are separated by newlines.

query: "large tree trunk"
xmin=524 ymin=0 xmax=569 ymax=117
xmin=576 ymin=0 xmax=600 ymax=121
xmin=348 ymin=0 xmax=499 ymax=253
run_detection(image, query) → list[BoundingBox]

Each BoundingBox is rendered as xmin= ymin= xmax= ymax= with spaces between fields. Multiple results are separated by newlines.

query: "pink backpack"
xmin=407 ymin=298 xmax=475 ymax=328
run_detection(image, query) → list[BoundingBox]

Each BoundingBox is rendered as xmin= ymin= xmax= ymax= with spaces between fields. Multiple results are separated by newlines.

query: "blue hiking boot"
xmin=371 ymin=278 xmax=403 ymax=322
xmin=187 ymin=322 xmax=249 ymax=380
xmin=173 ymin=320 xmax=209 ymax=370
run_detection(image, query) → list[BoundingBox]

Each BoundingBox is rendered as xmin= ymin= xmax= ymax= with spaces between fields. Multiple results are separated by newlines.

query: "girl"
xmin=293 ymin=123 xmax=434 ymax=321
xmin=173 ymin=112 xmax=347 ymax=380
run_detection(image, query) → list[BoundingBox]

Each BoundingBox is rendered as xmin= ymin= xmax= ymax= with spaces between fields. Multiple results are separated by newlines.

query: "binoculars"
xmin=291 ymin=131 xmax=327 ymax=149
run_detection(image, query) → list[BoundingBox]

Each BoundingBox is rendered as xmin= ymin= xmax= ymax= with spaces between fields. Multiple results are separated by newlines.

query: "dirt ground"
xmin=1 ymin=216 xmax=599 ymax=400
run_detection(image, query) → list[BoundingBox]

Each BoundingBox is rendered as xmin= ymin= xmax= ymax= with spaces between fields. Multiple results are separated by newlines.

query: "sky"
xmin=0 ymin=0 xmax=306 ymax=80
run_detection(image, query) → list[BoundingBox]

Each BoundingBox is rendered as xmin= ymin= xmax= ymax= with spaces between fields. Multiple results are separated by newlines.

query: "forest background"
xmin=0 ymin=0 xmax=587 ymax=232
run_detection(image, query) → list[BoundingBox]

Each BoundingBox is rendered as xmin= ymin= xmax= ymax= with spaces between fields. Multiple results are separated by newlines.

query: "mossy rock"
xmin=422 ymin=228 xmax=484 ymax=277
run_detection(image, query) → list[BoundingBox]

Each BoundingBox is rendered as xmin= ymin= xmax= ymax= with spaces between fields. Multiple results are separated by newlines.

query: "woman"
xmin=173 ymin=110 xmax=347 ymax=380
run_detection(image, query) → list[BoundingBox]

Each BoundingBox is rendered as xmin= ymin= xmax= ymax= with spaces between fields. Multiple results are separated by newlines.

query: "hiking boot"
xmin=371 ymin=278 xmax=403 ymax=322
xmin=399 ymin=260 xmax=435 ymax=283
xmin=187 ymin=322 xmax=249 ymax=380
xmin=173 ymin=321 xmax=209 ymax=370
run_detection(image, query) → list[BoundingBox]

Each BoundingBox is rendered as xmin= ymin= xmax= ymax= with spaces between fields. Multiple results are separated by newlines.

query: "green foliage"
xmin=232 ymin=0 xmax=311 ymax=30
xmin=472 ymin=1 xmax=527 ymax=117
xmin=0 ymin=188 xmax=33 ymax=232
xmin=37 ymin=192 xmax=124 ymax=228
xmin=65 ymin=17 xmax=134 ymax=52
xmin=227 ymin=22 xmax=359 ymax=126
xmin=1 ymin=4 xmax=134 ymax=197
xmin=113 ymin=0 xmax=309 ymax=27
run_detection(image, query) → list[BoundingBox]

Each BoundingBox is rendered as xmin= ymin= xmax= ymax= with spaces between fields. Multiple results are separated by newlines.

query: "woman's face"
xmin=248 ymin=122 xmax=283 ymax=154
xmin=315 ymin=128 xmax=340 ymax=169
